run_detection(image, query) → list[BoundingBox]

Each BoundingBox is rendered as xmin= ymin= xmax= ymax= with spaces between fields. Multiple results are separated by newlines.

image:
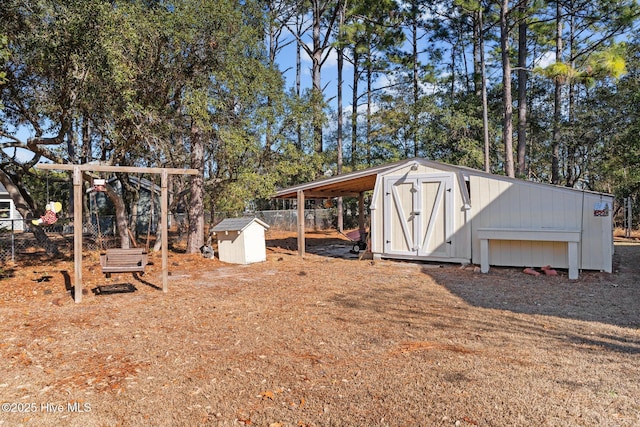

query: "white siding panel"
xmin=487 ymin=240 xmax=569 ymax=268
xmin=579 ymin=193 xmax=614 ymax=271
xmin=370 ymin=177 xmax=384 ymax=254
xmin=217 ymin=232 xmax=244 ymax=264
xmin=371 ymin=161 xmax=612 ymax=272
xmin=470 ymin=175 xmax=604 ymax=270
xmin=244 ymin=224 xmax=267 ymax=263
xmin=451 ymin=177 xmax=471 ymax=260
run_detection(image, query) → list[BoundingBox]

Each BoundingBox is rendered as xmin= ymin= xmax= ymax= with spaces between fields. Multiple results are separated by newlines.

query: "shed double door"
xmin=383 ymin=174 xmax=454 ymax=258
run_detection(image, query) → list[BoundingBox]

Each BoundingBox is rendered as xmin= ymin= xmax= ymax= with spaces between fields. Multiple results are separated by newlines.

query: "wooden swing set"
xmin=36 ymin=163 xmax=199 ymax=303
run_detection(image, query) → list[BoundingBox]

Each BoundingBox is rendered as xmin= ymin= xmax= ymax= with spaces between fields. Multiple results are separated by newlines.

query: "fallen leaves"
xmin=259 ymin=388 xmax=288 ymax=401
xmin=393 ymin=341 xmax=478 ymax=355
xmin=463 ymin=416 xmax=479 ymax=425
xmin=260 ymin=390 xmax=275 ymax=400
xmin=0 ymin=231 xmax=638 ymax=427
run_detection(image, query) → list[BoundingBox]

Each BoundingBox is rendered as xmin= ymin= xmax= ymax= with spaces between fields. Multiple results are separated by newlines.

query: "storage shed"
xmin=211 ymin=217 xmax=270 ymax=264
xmin=274 ymin=158 xmax=614 ymax=279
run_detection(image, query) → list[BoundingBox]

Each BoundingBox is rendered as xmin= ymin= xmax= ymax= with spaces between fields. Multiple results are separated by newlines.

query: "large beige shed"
xmin=274 ymin=158 xmax=614 ymax=279
xmin=212 ymin=217 xmax=270 ymax=264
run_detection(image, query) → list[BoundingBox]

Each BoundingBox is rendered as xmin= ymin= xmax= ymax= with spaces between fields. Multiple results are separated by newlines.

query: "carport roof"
xmin=273 ymin=158 xmax=416 ymax=199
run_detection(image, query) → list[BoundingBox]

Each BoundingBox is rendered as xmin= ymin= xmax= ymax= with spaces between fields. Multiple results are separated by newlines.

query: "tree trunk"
xmin=103 ymin=184 xmax=131 ymax=249
xmin=265 ymin=11 xmax=277 ymax=162
xmin=565 ymin=11 xmax=577 ymax=187
xmin=312 ymin=0 xmax=324 ymax=153
xmin=516 ymin=1 xmax=528 ymax=177
xmin=366 ymin=43 xmax=372 ymax=166
xmin=501 ymin=0 xmax=515 ymax=178
xmin=337 ymin=47 xmax=344 ymax=231
xmin=336 ymin=1 xmax=345 ymax=232
xmin=186 ymin=127 xmax=205 ymax=254
xmin=412 ymin=13 xmax=419 ymax=158
xmin=351 ymin=50 xmax=359 ymax=167
xmin=296 ymin=14 xmax=303 ymax=151
xmin=551 ymin=1 xmax=563 ymax=185
xmin=473 ymin=9 xmax=482 ymax=98
xmin=480 ymin=6 xmax=491 ymax=173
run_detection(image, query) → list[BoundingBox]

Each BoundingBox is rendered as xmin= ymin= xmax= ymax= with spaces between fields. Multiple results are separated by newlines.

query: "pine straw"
xmin=1 ymin=231 xmax=639 ymax=426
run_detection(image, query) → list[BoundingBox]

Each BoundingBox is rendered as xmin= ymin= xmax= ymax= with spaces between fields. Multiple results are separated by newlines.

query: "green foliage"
xmin=537 ymin=61 xmax=578 ymax=84
xmin=583 ymin=46 xmax=628 ymax=82
xmin=597 ymin=40 xmax=640 ymax=199
xmin=538 ymin=45 xmax=628 ymax=87
xmin=23 ymin=170 xmax=70 ymax=214
xmin=2 ymin=0 xmax=640 ymax=225
xmin=0 ymin=34 xmax=6 ymax=111
xmin=272 ymin=142 xmax=324 ymax=187
xmin=0 ymin=34 xmax=7 ymax=84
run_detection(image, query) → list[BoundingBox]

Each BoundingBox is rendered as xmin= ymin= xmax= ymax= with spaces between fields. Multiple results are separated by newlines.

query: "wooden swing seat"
xmin=100 ymin=248 xmax=148 ymax=278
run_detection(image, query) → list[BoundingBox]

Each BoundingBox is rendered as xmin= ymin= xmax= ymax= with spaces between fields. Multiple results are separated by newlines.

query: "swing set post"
xmin=35 ymin=163 xmax=199 ymax=303
xmin=73 ymin=166 xmax=83 ymax=303
xmin=161 ymin=169 xmax=169 ymax=293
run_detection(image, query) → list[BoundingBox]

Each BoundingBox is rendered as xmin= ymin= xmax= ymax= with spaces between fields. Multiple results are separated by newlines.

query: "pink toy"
xmin=32 ymin=202 xmax=62 ymax=226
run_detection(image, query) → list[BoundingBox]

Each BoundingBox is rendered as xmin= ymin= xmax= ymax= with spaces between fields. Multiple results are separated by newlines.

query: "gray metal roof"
xmin=211 ymin=217 xmax=270 ymax=233
xmin=272 ymin=157 xmax=614 ymax=199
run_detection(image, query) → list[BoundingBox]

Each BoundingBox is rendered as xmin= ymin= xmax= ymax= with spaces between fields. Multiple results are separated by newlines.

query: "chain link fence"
xmin=0 ymin=208 xmax=352 ymax=262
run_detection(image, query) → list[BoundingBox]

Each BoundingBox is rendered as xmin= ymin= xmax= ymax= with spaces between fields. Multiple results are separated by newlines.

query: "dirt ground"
xmin=0 ymin=230 xmax=639 ymax=427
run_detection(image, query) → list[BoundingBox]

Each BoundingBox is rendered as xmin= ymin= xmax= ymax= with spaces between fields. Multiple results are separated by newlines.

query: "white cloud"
xmin=534 ymin=51 xmax=555 ymax=69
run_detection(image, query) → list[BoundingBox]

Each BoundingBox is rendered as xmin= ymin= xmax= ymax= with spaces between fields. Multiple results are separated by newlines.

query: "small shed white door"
xmin=383 ymin=174 xmax=453 ymax=258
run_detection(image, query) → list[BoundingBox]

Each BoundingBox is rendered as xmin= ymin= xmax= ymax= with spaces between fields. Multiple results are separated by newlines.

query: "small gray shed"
xmin=212 ymin=217 xmax=270 ymax=264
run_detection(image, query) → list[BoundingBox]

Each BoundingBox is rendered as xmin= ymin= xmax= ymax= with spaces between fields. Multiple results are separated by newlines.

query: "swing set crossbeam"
xmin=35 ymin=163 xmax=199 ymax=303
xmin=37 ymin=163 xmax=197 ymax=175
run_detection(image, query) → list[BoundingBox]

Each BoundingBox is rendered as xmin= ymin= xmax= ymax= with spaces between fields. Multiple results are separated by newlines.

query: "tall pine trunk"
xmin=412 ymin=10 xmax=419 ymax=157
xmin=565 ymin=12 xmax=577 ymax=187
xmin=312 ymin=0 xmax=324 ymax=153
xmin=551 ymin=1 xmax=563 ymax=185
xmin=366 ymin=41 xmax=372 ymax=166
xmin=351 ymin=51 xmax=359 ymax=167
xmin=516 ymin=2 xmax=528 ymax=177
xmin=296 ymin=15 xmax=303 ymax=150
xmin=336 ymin=1 xmax=346 ymax=232
xmin=500 ymin=0 xmax=515 ymax=178
xmin=480 ymin=6 xmax=491 ymax=173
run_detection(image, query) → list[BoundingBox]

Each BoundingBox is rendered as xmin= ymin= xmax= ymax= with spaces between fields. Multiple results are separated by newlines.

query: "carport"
xmin=273 ymin=159 xmax=415 ymax=256
xmin=274 ymin=158 xmax=614 ymax=278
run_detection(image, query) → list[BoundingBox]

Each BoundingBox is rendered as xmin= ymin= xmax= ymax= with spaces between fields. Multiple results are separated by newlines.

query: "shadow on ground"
xmin=267 ymin=234 xmax=361 ymax=259
xmin=424 ymin=242 xmax=640 ymax=330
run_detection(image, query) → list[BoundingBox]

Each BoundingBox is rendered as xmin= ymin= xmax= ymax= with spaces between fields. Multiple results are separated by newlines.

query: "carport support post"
xmin=297 ymin=190 xmax=305 ymax=256
xmin=358 ymin=192 xmax=365 ymax=236
xmin=73 ymin=166 xmax=83 ymax=303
